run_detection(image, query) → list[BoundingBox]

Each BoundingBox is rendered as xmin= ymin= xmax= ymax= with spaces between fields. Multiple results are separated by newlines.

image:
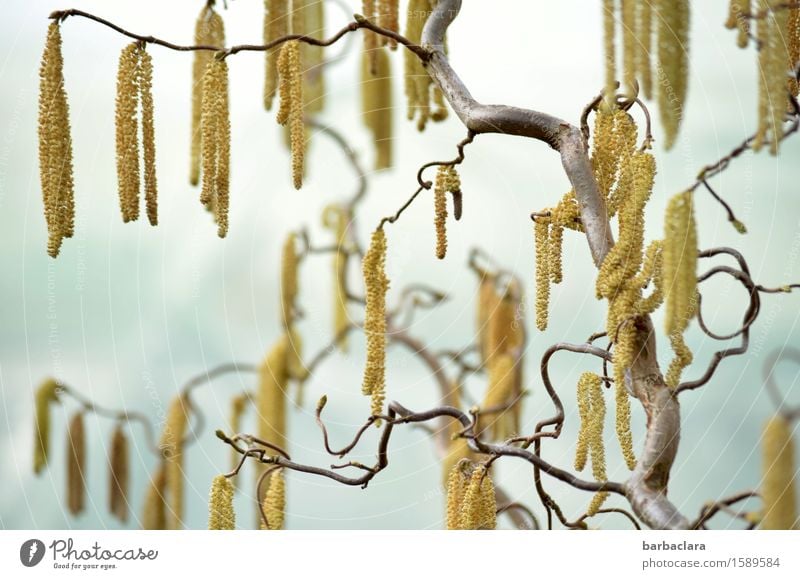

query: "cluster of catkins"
xmin=445 ymin=461 xmax=497 ymax=530
xmin=726 ymin=0 xmax=800 ymax=155
xmin=602 ymin=0 xmax=690 ymax=149
xmin=404 ymin=0 xmax=448 ymax=131
xmin=574 ymin=372 xmax=610 ymax=515
xmin=32 ymin=378 xmax=132 ymax=523
xmin=433 ymin=165 xmax=461 ymax=260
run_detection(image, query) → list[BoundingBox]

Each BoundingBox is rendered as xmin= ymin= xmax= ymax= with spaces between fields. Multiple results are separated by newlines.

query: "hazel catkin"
xmin=200 ymin=57 xmax=231 ymax=237
xmin=281 ymin=233 xmax=299 ymax=330
xmin=459 ymin=465 xmax=497 ymax=530
xmin=760 ymin=415 xmax=798 ymax=530
xmin=260 ymin=469 xmax=286 ymax=530
xmin=434 ymin=166 xmax=449 ymax=260
xmin=362 ymin=46 xmax=393 ymax=170
xmin=208 ymin=474 xmax=236 ymax=530
xmin=534 ymin=219 xmax=551 ymax=331
xmin=264 ymin=1 xmax=289 ymax=110
xmin=142 ymin=463 xmax=167 ymax=530
xmin=38 ymin=22 xmax=76 ymax=258
xmin=108 ymin=424 xmax=130 ymax=523
xmin=726 ymin=0 xmax=752 ymax=49
xmin=754 ymin=0 xmax=791 ymax=155
xmin=257 ymin=337 xmax=289 ymax=449
xmin=66 ymin=412 xmax=86 ymax=516
xmin=655 ymin=0 xmax=690 ymax=150
xmin=362 ymin=228 xmax=389 ymax=418
xmin=323 ymin=205 xmax=351 ymax=351
xmin=33 ymin=378 xmax=60 ymax=475
xmin=277 ymin=40 xmax=304 ymax=189
xmin=191 ymin=5 xmax=225 ymax=185
xmin=160 ymin=394 xmax=190 ymax=530
xmin=574 ymin=373 xmax=610 ymax=515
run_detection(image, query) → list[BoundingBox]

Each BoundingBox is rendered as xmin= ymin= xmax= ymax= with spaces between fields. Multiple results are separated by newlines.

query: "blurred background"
xmin=1 ymin=0 xmax=799 ymax=530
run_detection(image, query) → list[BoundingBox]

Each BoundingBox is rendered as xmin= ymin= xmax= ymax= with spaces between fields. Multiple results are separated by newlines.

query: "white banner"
xmin=1 ymin=531 xmax=799 ymax=578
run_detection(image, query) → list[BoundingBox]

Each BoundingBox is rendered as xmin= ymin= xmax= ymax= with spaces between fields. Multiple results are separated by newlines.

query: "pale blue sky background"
xmin=0 ymin=1 xmax=799 ymax=530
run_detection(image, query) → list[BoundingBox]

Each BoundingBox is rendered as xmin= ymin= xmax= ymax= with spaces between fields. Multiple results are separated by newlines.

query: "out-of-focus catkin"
xmin=108 ymin=424 xmax=129 ymax=522
xmin=191 ymin=5 xmax=225 ymax=186
xmin=655 ymin=0 xmax=690 ymax=149
xmin=404 ymin=1 xmax=446 ymax=130
xmin=534 ymin=219 xmax=551 ymax=331
xmin=379 ymin=0 xmax=399 ymax=48
xmin=200 ymin=57 xmax=231 ymax=237
xmin=479 ymin=354 xmax=517 ymax=441
xmin=277 ymin=40 xmax=304 ymax=188
xmin=362 ymin=229 xmax=389 ymax=418
xmin=261 ymin=469 xmax=286 ymax=530
xmin=281 ymin=233 xmax=299 ymax=329
xmin=754 ymin=0 xmax=790 ymax=155
xmin=726 ymin=0 xmax=752 ymax=48
xmin=38 ymin=22 xmax=75 ymax=258
xmin=602 ymin=0 xmax=616 ymax=108
xmin=142 ymin=463 xmax=167 ymax=530
xmin=160 ymin=394 xmax=189 ymax=530
xmin=323 ymin=205 xmax=351 ymax=351
xmin=264 ymin=1 xmax=289 ymax=110
xmin=208 ymin=474 xmax=236 ymax=530
xmin=362 ymin=47 xmax=393 ymax=170
xmin=662 ymin=190 xmax=697 ymax=388
xmin=257 ymin=337 xmax=289 ymax=449
xmin=66 ymin=412 xmax=86 ymax=516
xmin=760 ymin=415 xmax=798 ymax=530
xmin=636 ymin=0 xmax=654 ymax=99
xmin=33 ymin=378 xmax=60 ymax=475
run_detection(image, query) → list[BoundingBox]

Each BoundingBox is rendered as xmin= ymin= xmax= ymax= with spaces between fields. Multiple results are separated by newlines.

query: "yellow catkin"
xmin=160 ymin=394 xmax=189 ymax=530
xmin=33 ymin=378 xmax=59 ymax=475
xmin=200 ymin=58 xmax=231 ymax=237
xmin=656 ymin=0 xmax=690 ymax=150
xmin=622 ymin=0 xmax=637 ymax=96
xmin=140 ymin=48 xmax=158 ymax=226
xmin=257 ymin=337 xmax=289 ymax=448
xmin=229 ymin=393 xmax=249 ymax=472
xmin=379 ymin=0 xmax=399 ymax=48
xmin=662 ymin=190 xmax=697 ymax=388
xmin=760 ymin=415 xmax=798 ymax=529
xmin=602 ymin=0 xmax=617 ymax=108
xmin=459 ymin=466 xmax=497 ymax=530
xmin=534 ymin=219 xmax=551 ymax=331
xmin=208 ymin=474 xmax=236 ymax=530
xmin=142 ymin=463 xmax=167 ymax=530
xmin=636 ymin=0 xmax=654 ymax=99
xmin=66 ymin=412 xmax=86 ymax=516
xmin=445 ymin=461 xmax=469 ymax=530
xmin=548 ymin=223 xmax=564 ymax=284
xmin=486 ymin=285 xmax=523 ymax=363
xmin=38 ymin=22 xmax=75 ymax=258
xmin=277 ymin=41 xmax=304 ymax=188
xmin=635 ymin=240 xmax=665 ymax=315
xmin=606 ymin=110 xmax=638 ymax=217
xmin=789 ymin=5 xmax=800 ymax=98
xmin=190 ymin=5 xmax=225 ymax=186
xmin=404 ymin=0 xmax=443 ymax=130
xmin=261 ymin=469 xmax=286 ymax=530
xmin=480 ymin=354 xmax=517 ymax=441
xmin=108 ymin=424 xmax=129 ymax=523
xmin=591 ymin=108 xmax=619 ymax=199
xmin=434 ymin=166 xmax=449 ymax=259
xmin=726 ymin=0 xmax=752 ymax=49
xmin=477 ymin=275 xmax=500 ymax=363
xmin=323 ymin=205 xmax=351 ymax=351
xmin=112 ymin=44 xmax=139 ymax=216
xmin=362 ymin=47 xmax=393 ymax=170
xmin=281 ymin=233 xmax=299 ymax=329
xmin=362 ymin=229 xmax=389 ymax=418
xmin=574 ymin=373 xmax=610 ymax=515
xmin=363 ymin=0 xmax=378 ymax=72
xmin=754 ymin=0 xmax=790 ymax=154
xmin=264 ymin=1 xmax=289 ymax=110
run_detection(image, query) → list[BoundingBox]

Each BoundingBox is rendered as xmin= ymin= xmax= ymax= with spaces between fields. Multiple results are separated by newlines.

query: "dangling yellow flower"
xmin=574 ymin=373 xmax=610 ymax=515
xmin=362 ymin=46 xmax=393 ymax=170
xmin=38 ymin=22 xmax=75 ymax=258
xmin=160 ymin=394 xmax=190 ymax=530
xmin=263 ymin=1 xmax=289 ymax=110
xmin=362 ymin=228 xmax=389 ymax=418
xmin=725 ymin=0 xmax=752 ymax=49
xmin=754 ymin=0 xmax=791 ymax=155
xmin=33 ymin=378 xmax=60 ymax=475
xmin=277 ymin=40 xmax=304 ymax=189
xmin=281 ymin=233 xmax=299 ymax=329
xmin=200 ymin=56 xmax=231 ymax=237
xmin=534 ymin=219 xmax=551 ymax=331
xmin=108 ymin=424 xmax=130 ymax=522
xmin=760 ymin=415 xmax=798 ymax=529
xmin=260 ymin=469 xmax=286 ymax=530
xmin=142 ymin=463 xmax=167 ymax=530
xmin=208 ymin=474 xmax=236 ymax=530
xmin=655 ymin=0 xmax=690 ymax=149
xmin=65 ymin=412 xmax=86 ymax=516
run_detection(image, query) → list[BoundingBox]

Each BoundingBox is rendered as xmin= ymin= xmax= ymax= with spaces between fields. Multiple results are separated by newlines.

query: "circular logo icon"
xmin=19 ymin=539 xmax=46 ymax=567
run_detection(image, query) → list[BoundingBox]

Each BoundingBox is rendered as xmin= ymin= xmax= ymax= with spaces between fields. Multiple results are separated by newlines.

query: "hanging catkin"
xmin=363 ymin=0 xmax=379 ymax=73
xmin=655 ymin=0 xmax=690 ymax=149
xmin=33 ymin=378 xmax=60 ymax=475
xmin=754 ymin=0 xmax=790 ymax=155
xmin=281 ymin=233 xmax=299 ymax=329
xmin=621 ymin=0 xmax=637 ymax=96
xmin=229 ymin=392 xmax=249 ymax=472
xmin=445 ymin=461 xmax=469 ymax=529
xmin=362 ymin=228 xmax=389 ymax=418
xmin=66 ymin=412 xmax=86 ymax=516
xmin=379 ymin=0 xmax=399 ymax=48
xmin=260 ymin=469 xmax=286 ymax=530
xmin=760 ymin=415 xmax=798 ymax=529
xmin=303 ymin=0 xmax=326 ymax=114
xmin=479 ymin=354 xmax=517 ymax=441
xmin=534 ymin=219 xmax=551 ymax=331
xmin=139 ymin=48 xmax=158 ymax=226
xmin=200 ymin=57 xmax=231 ymax=236
xmin=277 ymin=41 xmax=304 ymax=188
xmin=264 ymin=1 xmax=289 ymax=110
xmin=323 ymin=205 xmax=351 ymax=351
xmin=434 ymin=166 xmax=449 ymax=259
xmin=405 ymin=1 xmax=446 ymax=130
xmin=108 ymin=424 xmax=129 ymax=523
xmin=362 ymin=47 xmax=393 ymax=170
xmin=208 ymin=474 xmax=236 ymax=530
xmin=38 ymin=22 xmax=76 ymax=258
xmin=459 ymin=465 xmax=496 ymax=530
xmin=788 ymin=5 xmax=799 ymax=99
xmin=190 ymin=5 xmax=225 ymax=186
xmin=257 ymin=337 xmax=289 ymax=448
xmin=602 ymin=0 xmax=617 ymax=108
xmin=142 ymin=463 xmax=167 ymax=530
xmin=574 ymin=373 xmax=610 ymax=515
xmin=635 ymin=0 xmax=654 ymax=99
xmin=726 ymin=0 xmax=752 ymax=49
xmin=160 ymin=394 xmax=190 ymax=530
xmin=662 ymin=190 xmax=697 ymax=388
